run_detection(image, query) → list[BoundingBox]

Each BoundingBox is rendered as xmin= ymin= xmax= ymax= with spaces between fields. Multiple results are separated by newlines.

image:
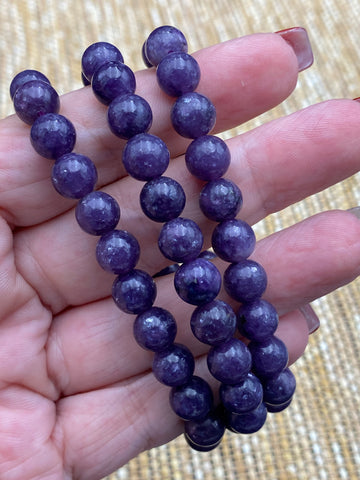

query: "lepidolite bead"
xmin=30 ymin=113 xmax=76 ymax=160
xmin=96 ymin=229 xmax=140 ymax=275
xmin=75 ymin=191 xmax=120 ymax=235
xmin=112 ymin=269 xmax=156 ymax=314
xmin=190 ymin=300 xmax=236 ymax=346
xmin=248 ymin=335 xmax=289 ymax=379
xmin=156 ymin=52 xmax=200 ymax=97
xmin=91 ymin=61 xmax=136 ymax=105
xmin=227 ymin=402 xmax=267 ymax=434
xmin=81 ymin=41 xmax=124 ymax=82
xmin=158 ymin=217 xmax=203 ymax=263
xmin=140 ymin=176 xmax=186 ymax=222
xmin=207 ymin=337 xmax=252 ymax=384
xmin=108 ymin=93 xmax=152 ymax=139
xmin=220 ymin=373 xmax=263 ymax=414
xmin=133 ymin=307 xmax=177 ymax=352
xmin=199 ymin=178 xmax=243 ymax=222
xmin=224 ymin=259 xmax=267 ymax=303
xmin=122 ymin=133 xmax=169 ymax=181
xmin=144 ymin=25 xmax=188 ymax=67
xmin=212 ymin=219 xmax=256 ymax=263
xmin=237 ymin=299 xmax=279 ymax=342
xmin=152 ymin=343 xmax=195 ymax=387
xmin=170 ymin=376 xmax=213 ymax=421
xmin=13 ymin=80 xmax=59 ymax=125
xmin=10 ymin=69 xmax=51 ymax=100
xmin=184 ymin=408 xmax=225 ymax=450
xmin=171 ymin=92 xmax=216 ymax=139
xmin=185 ymin=135 xmax=230 ymax=181
xmin=262 ymin=367 xmax=296 ymax=406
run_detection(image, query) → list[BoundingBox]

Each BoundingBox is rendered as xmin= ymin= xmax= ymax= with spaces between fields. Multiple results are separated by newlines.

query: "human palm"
xmin=1 ymin=33 xmax=360 ymax=480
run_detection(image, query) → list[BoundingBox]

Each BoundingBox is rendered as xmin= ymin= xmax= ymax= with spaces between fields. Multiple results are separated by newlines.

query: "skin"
xmin=0 ymin=32 xmax=360 ymax=480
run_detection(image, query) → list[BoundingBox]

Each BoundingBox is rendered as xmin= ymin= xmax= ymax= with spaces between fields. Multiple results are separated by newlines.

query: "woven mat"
xmin=1 ymin=1 xmax=360 ymax=479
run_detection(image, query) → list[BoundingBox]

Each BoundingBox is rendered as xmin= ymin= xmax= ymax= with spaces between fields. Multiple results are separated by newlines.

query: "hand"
xmin=1 ymin=32 xmax=360 ymax=480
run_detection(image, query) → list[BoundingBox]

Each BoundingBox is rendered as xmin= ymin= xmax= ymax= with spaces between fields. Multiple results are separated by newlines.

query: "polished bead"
xmin=185 ymin=135 xmax=230 ymax=181
xmin=122 ymin=133 xmax=169 ymax=181
xmin=112 ymin=269 xmax=156 ymax=315
xmin=81 ymin=42 xmax=124 ymax=82
xmin=13 ymin=80 xmax=59 ymax=125
xmin=248 ymin=335 xmax=289 ymax=379
xmin=220 ymin=373 xmax=263 ymax=414
xmin=174 ymin=258 xmax=221 ymax=306
xmin=184 ymin=408 xmax=225 ymax=449
xmin=108 ymin=93 xmax=152 ymax=139
xmin=224 ymin=259 xmax=267 ymax=303
xmin=199 ymin=178 xmax=243 ymax=222
xmin=212 ymin=219 xmax=256 ymax=263
xmin=227 ymin=402 xmax=267 ymax=434
xmin=158 ymin=217 xmax=203 ymax=263
xmin=157 ymin=52 xmax=200 ymax=97
xmin=140 ymin=176 xmax=186 ymax=222
xmin=30 ymin=113 xmax=76 ymax=160
xmin=190 ymin=299 xmax=236 ymax=346
xmin=170 ymin=376 xmax=213 ymax=421
xmin=51 ymin=153 xmax=97 ymax=198
xmin=262 ymin=367 xmax=296 ymax=405
xmin=91 ymin=61 xmax=136 ymax=105
xmin=237 ymin=299 xmax=279 ymax=342
xmin=144 ymin=25 xmax=188 ymax=67
xmin=152 ymin=343 xmax=195 ymax=386
xmin=96 ymin=229 xmax=140 ymax=275
xmin=10 ymin=69 xmax=51 ymax=100
xmin=171 ymin=92 xmax=216 ymax=139
xmin=207 ymin=337 xmax=252 ymax=384
xmin=75 ymin=191 xmax=120 ymax=235
xmin=184 ymin=434 xmax=222 ymax=452
xmin=133 ymin=307 xmax=177 ymax=352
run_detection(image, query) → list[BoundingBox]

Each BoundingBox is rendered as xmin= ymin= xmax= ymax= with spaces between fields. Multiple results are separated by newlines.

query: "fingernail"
xmin=299 ymin=304 xmax=320 ymax=334
xmin=276 ymin=27 xmax=314 ymax=72
xmin=347 ymin=206 xmax=360 ymax=219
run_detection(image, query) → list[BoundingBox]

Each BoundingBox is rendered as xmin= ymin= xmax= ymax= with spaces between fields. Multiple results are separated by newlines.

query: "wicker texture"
xmin=1 ymin=1 xmax=360 ymax=479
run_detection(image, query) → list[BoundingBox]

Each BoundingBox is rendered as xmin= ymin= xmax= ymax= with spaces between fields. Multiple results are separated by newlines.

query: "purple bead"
xmin=140 ymin=176 xmax=186 ymax=222
xmin=248 ymin=335 xmax=289 ymax=379
xmin=112 ymin=269 xmax=156 ymax=314
xmin=174 ymin=258 xmax=221 ymax=305
xmin=30 ymin=113 xmax=76 ymax=160
xmin=81 ymin=42 xmax=124 ymax=82
xmin=152 ymin=343 xmax=194 ymax=387
xmin=266 ymin=398 xmax=293 ymax=413
xmin=10 ymin=69 xmax=51 ymax=100
xmin=199 ymin=178 xmax=243 ymax=222
xmin=133 ymin=307 xmax=177 ymax=352
xmin=75 ymin=191 xmax=120 ymax=235
xmin=237 ymin=299 xmax=279 ymax=342
xmin=51 ymin=153 xmax=98 ymax=198
xmin=212 ymin=219 xmax=256 ymax=263
xmin=185 ymin=435 xmax=222 ymax=452
xmin=220 ymin=373 xmax=263 ymax=414
xmin=184 ymin=407 xmax=225 ymax=449
xmin=108 ymin=94 xmax=153 ymax=139
xmin=262 ymin=367 xmax=296 ymax=406
xmin=91 ymin=61 xmax=136 ymax=105
xmin=158 ymin=217 xmax=203 ymax=263
xmin=170 ymin=376 xmax=213 ymax=421
xmin=207 ymin=338 xmax=252 ymax=385
xmin=190 ymin=300 xmax=236 ymax=346
xmin=13 ymin=80 xmax=59 ymax=125
xmin=223 ymin=259 xmax=267 ymax=303
xmin=122 ymin=133 xmax=169 ymax=181
xmin=144 ymin=25 xmax=188 ymax=67
xmin=171 ymin=92 xmax=216 ymax=139
xmin=185 ymin=135 xmax=230 ymax=181
xmin=96 ymin=229 xmax=140 ymax=275
xmin=156 ymin=52 xmax=200 ymax=97
xmin=227 ymin=402 xmax=267 ymax=434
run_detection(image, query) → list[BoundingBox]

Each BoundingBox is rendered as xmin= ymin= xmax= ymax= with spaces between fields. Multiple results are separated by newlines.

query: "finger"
xmin=46 ymin=210 xmax=360 ymax=395
xmin=0 ymin=32 xmax=299 ymax=226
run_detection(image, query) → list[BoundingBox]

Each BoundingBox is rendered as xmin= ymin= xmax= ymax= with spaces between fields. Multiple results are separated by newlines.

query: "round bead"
xmin=248 ymin=335 xmax=289 ymax=379
xmin=81 ymin=42 xmax=124 ymax=82
xmin=51 ymin=153 xmax=98 ymax=198
xmin=91 ymin=61 xmax=136 ymax=105
xmin=30 ymin=113 xmax=76 ymax=160
xmin=212 ymin=219 xmax=256 ymax=263
xmin=190 ymin=300 xmax=236 ymax=346
xmin=174 ymin=258 xmax=221 ymax=305
xmin=122 ymin=133 xmax=169 ymax=181
xmin=171 ymin=92 xmax=216 ymax=139
xmin=140 ymin=176 xmax=186 ymax=222
xmin=262 ymin=367 xmax=296 ymax=406
xmin=133 ymin=307 xmax=177 ymax=352
xmin=184 ymin=408 xmax=225 ymax=449
xmin=156 ymin=52 xmax=200 ymax=97
xmin=237 ymin=299 xmax=279 ymax=342
xmin=13 ymin=80 xmax=59 ymax=125
xmin=158 ymin=217 xmax=203 ymax=263
xmin=223 ymin=259 xmax=267 ymax=303
xmin=185 ymin=435 xmax=222 ymax=452
xmin=227 ymin=402 xmax=267 ymax=434
xmin=220 ymin=373 xmax=263 ymax=414
xmin=185 ymin=135 xmax=230 ymax=181
xmin=170 ymin=376 xmax=213 ymax=421
xmin=10 ymin=69 xmax=51 ymax=100
xmin=96 ymin=229 xmax=140 ymax=275
xmin=75 ymin=191 xmax=120 ymax=235
xmin=112 ymin=269 xmax=156 ymax=315
xmin=199 ymin=178 xmax=243 ymax=222
xmin=152 ymin=343 xmax=195 ymax=387
xmin=108 ymin=94 xmax=152 ymax=139
xmin=207 ymin=337 xmax=252 ymax=385
xmin=145 ymin=25 xmax=188 ymax=67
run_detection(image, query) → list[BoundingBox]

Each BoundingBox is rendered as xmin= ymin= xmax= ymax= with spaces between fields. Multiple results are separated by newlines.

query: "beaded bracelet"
xmin=11 ymin=25 xmax=296 ymax=452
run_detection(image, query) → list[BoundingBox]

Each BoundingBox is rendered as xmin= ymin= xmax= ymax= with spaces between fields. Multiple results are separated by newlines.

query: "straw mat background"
xmin=1 ymin=1 xmax=360 ymax=479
